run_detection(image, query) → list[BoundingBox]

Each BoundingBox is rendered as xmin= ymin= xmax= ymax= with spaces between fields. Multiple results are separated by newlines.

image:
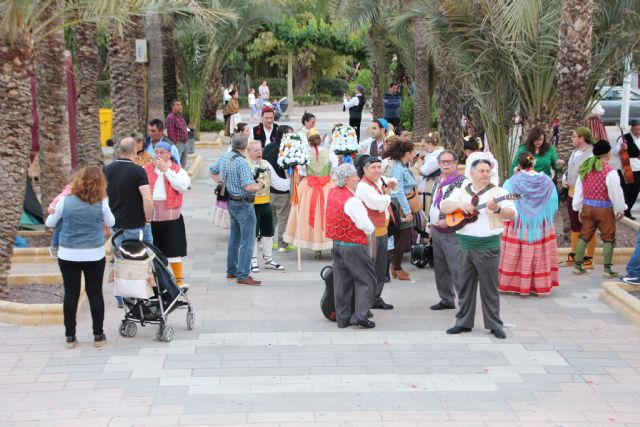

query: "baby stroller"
xmin=111 ymin=231 xmax=194 ymax=342
xmin=263 ymin=97 xmax=288 ymax=121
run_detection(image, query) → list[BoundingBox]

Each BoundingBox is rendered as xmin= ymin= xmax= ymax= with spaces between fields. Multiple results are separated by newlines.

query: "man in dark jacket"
xmin=383 ymin=83 xmax=401 ymax=130
xmin=252 ymin=107 xmax=280 ymax=148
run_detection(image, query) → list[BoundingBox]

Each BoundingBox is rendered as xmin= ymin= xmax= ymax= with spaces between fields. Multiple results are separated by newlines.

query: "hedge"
xmin=252 ymin=77 xmax=287 ymax=98
xmin=311 ymin=77 xmax=349 ymax=97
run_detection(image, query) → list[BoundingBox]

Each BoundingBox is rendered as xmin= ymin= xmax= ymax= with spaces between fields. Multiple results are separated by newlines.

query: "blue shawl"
xmin=503 ymin=171 xmax=558 ymax=243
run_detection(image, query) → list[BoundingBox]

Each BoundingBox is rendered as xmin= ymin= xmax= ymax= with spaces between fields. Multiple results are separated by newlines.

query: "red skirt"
xmin=498 ymin=222 xmax=559 ymax=296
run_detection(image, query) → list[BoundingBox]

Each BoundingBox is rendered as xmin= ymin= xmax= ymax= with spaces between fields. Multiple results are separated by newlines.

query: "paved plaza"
xmin=1 ymin=108 xmax=640 ymax=426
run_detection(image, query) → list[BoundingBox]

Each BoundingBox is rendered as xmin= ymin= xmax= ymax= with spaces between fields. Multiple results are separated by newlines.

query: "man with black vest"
xmin=613 ymin=119 xmax=640 ymax=219
xmin=343 ymin=85 xmax=365 ymax=141
xmin=252 ymin=107 xmax=280 ymax=148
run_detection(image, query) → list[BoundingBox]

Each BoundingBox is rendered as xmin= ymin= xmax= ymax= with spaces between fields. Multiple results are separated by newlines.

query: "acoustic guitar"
xmin=618 ymin=124 xmax=635 ymax=185
xmin=445 ymin=193 xmax=522 ymax=231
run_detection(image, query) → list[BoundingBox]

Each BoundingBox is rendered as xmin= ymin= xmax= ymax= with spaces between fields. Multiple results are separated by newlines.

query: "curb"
xmin=601 ymin=281 xmax=640 ymax=326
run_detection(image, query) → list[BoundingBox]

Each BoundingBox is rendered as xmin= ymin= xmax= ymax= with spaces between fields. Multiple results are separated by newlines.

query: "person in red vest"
xmin=144 ymin=141 xmax=191 ymax=287
xmin=325 ymin=163 xmax=376 ymax=329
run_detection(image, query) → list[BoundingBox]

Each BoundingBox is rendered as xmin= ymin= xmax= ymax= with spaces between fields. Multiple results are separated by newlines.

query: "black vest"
xmin=349 ymin=94 xmax=365 ymax=119
xmin=623 ymin=133 xmax=640 ymax=158
xmin=252 ymin=123 xmax=279 ymax=148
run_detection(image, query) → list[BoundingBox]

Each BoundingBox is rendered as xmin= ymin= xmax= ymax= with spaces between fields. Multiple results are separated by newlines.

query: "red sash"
xmin=308 ymin=176 xmax=331 ymax=229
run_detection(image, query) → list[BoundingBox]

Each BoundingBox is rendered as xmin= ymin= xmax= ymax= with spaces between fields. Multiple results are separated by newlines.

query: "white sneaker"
xmin=264 ymin=258 xmax=284 ymax=270
xmin=251 ymin=258 xmax=260 ymax=273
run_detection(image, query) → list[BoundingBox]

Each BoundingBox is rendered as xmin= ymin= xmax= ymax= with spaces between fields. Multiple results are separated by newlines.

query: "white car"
xmin=598 ymin=86 xmax=640 ymax=125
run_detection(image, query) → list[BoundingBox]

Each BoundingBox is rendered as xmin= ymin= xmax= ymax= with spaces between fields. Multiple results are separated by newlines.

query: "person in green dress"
xmin=510 ymin=126 xmax=565 ymax=177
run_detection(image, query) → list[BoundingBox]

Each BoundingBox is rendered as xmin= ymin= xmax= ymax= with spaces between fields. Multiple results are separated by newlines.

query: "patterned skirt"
xmin=587 ymin=117 xmax=608 ymax=142
xmin=498 ymin=222 xmax=559 ymax=296
xmin=283 ymin=178 xmax=334 ymax=251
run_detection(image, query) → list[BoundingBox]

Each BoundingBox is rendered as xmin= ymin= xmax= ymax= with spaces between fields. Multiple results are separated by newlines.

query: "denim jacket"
xmin=390 ymin=160 xmax=417 ymax=214
xmin=59 ymin=195 xmax=105 ymax=249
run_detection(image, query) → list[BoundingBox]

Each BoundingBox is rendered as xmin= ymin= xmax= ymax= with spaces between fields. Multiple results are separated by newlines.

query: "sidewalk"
xmin=0 ymin=143 xmax=639 ymax=425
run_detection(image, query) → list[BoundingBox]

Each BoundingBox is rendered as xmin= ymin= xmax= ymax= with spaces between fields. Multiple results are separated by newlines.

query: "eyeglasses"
xmin=439 ymin=160 xmax=455 ymax=164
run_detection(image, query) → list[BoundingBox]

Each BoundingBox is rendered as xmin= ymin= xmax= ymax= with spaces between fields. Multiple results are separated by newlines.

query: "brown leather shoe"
xmin=237 ymin=276 xmax=261 ymax=286
xmin=226 ymin=275 xmax=237 ymax=279
xmin=394 ymin=269 xmax=411 ymax=281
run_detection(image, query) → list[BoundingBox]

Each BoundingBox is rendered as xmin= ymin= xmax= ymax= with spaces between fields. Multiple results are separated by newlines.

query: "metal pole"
xmin=620 ymin=55 xmax=632 ymax=129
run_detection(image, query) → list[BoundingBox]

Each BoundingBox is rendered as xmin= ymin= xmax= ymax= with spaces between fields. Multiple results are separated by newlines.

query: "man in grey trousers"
xmin=427 ymin=150 xmax=466 ymax=310
xmin=440 ymin=159 xmax=517 ymax=339
xmin=325 ymin=164 xmax=376 ymax=329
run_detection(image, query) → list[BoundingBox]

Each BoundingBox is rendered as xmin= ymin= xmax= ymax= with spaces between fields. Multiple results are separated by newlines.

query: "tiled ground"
xmin=1 ymin=110 xmax=640 ymax=426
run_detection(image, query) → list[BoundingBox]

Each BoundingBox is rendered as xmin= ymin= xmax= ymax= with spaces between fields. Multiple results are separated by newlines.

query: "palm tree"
xmin=412 ymin=17 xmax=431 ymax=141
xmin=75 ymin=21 xmax=104 ymax=166
xmin=34 ymin=4 xmax=72 ymax=210
xmin=162 ymin=13 xmax=178 ymax=116
xmin=555 ymin=0 xmax=593 ymax=160
xmin=187 ymin=0 xmax=280 ymax=131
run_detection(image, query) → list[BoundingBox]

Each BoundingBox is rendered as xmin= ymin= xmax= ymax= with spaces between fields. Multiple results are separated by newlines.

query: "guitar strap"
xmin=465 ymin=183 xmax=495 ymax=199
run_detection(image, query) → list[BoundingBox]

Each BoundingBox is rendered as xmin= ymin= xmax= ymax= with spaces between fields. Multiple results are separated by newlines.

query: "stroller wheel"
xmin=119 ymin=321 xmax=127 ymax=337
xmin=161 ymin=326 xmax=174 ymax=342
xmin=125 ymin=322 xmax=137 ymax=337
xmin=186 ymin=312 xmax=195 ymax=331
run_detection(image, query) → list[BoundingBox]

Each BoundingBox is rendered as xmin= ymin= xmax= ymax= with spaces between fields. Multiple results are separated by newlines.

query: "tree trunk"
xmin=436 ymin=73 xmax=464 ymax=157
xmin=132 ymin=16 xmax=147 ymax=133
xmin=202 ymin=69 xmax=222 ymax=122
xmin=162 ymin=13 xmax=178 ymax=117
xmin=0 ymin=34 xmax=35 ymax=299
xmin=108 ymin=20 xmax=146 ymax=153
xmin=412 ymin=17 xmax=431 ymax=142
xmin=74 ymin=21 xmax=103 ymax=166
xmin=35 ymin=9 xmax=72 ymax=210
xmin=555 ymin=0 xmax=593 ymax=161
xmin=370 ymin=58 xmax=383 ymax=119
xmin=146 ymin=13 xmax=165 ymax=123
xmin=287 ymin=50 xmax=294 ymax=118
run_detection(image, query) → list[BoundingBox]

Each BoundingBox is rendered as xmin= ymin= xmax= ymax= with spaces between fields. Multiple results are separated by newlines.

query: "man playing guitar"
xmin=613 ymin=119 xmax=640 ymax=219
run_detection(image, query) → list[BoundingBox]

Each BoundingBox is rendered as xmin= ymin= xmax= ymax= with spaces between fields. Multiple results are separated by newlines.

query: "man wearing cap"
xmin=562 ymin=127 xmax=596 ymax=268
xmin=360 ymin=118 xmax=388 ymax=157
xmin=572 ymin=139 xmax=626 ymax=277
xmin=343 ymin=85 xmax=366 ymax=141
xmin=210 ymin=134 xmax=267 ymax=286
xmin=325 ymin=163 xmax=376 ymax=329
xmin=355 ymin=156 xmax=396 ymax=311
xmin=144 ymin=141 xmax=191 ymax=287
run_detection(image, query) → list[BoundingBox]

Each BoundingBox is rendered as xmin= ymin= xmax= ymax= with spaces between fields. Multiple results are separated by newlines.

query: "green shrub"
xmin=200 ymin=119 xmax=225 ymax=133
xmin=400 ymin=87 xmax=414 ymax=131
xmin=295 ymin=94 xmax=341 ymax=106
xmin=347 ymin=69 xmax=372 ymax=96
xmin=311 ymin=77 xmax=349 ymax=97
xmin=252 ymin=77 xmax=287 ymax=98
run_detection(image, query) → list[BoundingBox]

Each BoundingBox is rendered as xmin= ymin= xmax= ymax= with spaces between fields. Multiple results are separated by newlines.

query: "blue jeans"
xmin=51 ymin=222 xmax=62 ymax=248
xmin=227 ymin=199 xmax=257 ymax=280
xmin=626 ymin=229 xmax=640 ymax=276
xmin=112 ymin=225 xmax=153 ymax=304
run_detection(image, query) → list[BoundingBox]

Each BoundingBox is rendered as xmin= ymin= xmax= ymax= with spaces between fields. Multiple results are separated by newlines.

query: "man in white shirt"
xmin=343 ymin=84 xmax=365 ymax=141
xmin=223 ymin=82 xmax=234 ymax=105
xmin=440 ymin=159 xmax=516 ymax=339
xmin=355 ymin=156 xmax=396 ymax=311
xmin=325 ymin=164 xmax=376 ymax=329
xmin=612 ymin=119 xmax=640 ymax=219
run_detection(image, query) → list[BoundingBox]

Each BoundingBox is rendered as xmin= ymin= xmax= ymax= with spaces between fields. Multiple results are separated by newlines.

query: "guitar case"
xmin=320 ymin=266 xmax=336 ymax=321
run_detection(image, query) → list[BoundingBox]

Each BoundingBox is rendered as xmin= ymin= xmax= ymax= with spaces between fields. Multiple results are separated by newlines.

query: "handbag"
xmin=406 ymin=187 xmax=422 ymax=213
xmin=215 ymin=153 xmax=241 ymax=202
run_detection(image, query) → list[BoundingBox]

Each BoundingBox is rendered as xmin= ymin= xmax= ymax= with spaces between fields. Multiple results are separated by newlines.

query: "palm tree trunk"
xmin=412 ymin=17 xmax=431 ymax=141
xmin=108 ymin=20 xmax=145 ymax=152
xmin=436 ymin=71 xmax=464 ymax=157
xmin=0 ymin=34 xmax=35 ymax=299
xmin=162 ymin=13 xmax=178 ymax=116
xmin=370 ymin=58 xmax=383 ymax=119
xmin=132 ymin=16 xmax=147 ymax=132
xmin=202 ymin=69 xmax=222 ymax=122
xmin=35 ymin=10 xmax=71 ymax=210
xmin=75 ymin=21 xmax=103 ymax=166
xmin=555 ymin=0 xmax=593 ymax=161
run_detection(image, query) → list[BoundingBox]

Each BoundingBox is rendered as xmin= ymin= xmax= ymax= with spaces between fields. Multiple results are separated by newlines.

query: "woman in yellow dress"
xmin=283 ymin=129 xmax=336 ymax=257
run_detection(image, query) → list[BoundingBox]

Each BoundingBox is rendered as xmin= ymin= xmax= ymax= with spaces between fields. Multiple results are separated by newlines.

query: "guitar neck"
xmin=475 ymin=195 xmax=509 ymax=211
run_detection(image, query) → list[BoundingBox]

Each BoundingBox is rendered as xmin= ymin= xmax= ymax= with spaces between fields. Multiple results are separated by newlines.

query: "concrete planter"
xmin=187 ymin=154 xmax=204 ymax=178
xmin=195 ymin=131 xmax=224 ymax=148
xmin=0 ymin=273 xmax=84 ymax=326
xmin=601 ymin=281 xmax=640 ymax=326
xmin=557 ymin=247 xmax=633 ymax=266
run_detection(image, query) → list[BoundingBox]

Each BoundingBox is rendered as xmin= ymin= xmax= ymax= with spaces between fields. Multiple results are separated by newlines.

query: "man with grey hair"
xmin=210 ymin=134 xmax=266 ymax=286
xmin=104 ymin=136 xmax=154 ymax=307
xmin=440 ymin=158 xmax=516 ymax=339
xmin=428 ymin=149 xmax=466 ymax=311
xmin=325 ymin=163 xmax=376 ymax=328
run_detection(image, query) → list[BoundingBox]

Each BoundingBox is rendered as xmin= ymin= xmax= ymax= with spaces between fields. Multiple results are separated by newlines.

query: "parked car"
xmin=598 ymin=86 xmax=640 ymax=125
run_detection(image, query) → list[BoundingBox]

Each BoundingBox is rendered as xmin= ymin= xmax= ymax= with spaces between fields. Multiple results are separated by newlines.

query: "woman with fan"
xmin=499 ymin=152 xmax=559 ymax=296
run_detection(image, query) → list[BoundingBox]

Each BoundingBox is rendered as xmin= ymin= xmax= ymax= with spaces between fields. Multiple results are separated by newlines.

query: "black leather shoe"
xmin=491 ymin=329 xmax=506 ymax=339
xmin=354 ymin=320 xmax=375 ymax=329
xmin=446 ymin=326 xmax=472 ymax=334
xmin=372 ymin=301 xmax=394 ymax=310
xmin=337 ymin=320 xmax=350 ymax=328
xmin=625 ymin=211 xmax=637 ymax=220
xmin=430 ymin=302 xmax=455 ymax=310
xmin=367 ymin=310 xmax=374 ymax=318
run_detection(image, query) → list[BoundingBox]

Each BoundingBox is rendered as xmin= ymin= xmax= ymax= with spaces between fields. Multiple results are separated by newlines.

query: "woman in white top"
xmin=45 ymin=166 xmax=116 ymax=349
